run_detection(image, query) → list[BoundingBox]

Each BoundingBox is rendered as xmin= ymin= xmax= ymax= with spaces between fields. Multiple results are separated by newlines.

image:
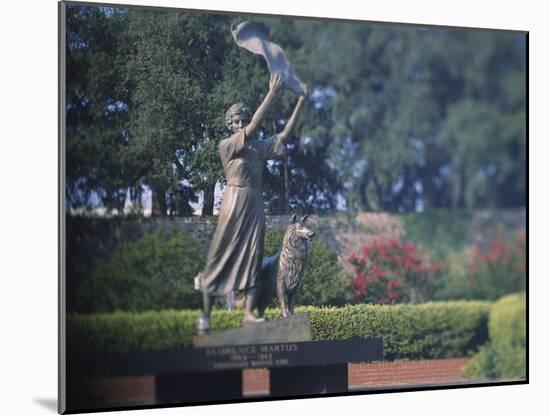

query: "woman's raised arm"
xmin=277 ymin=85 xmax=307 ymax=143
xmin=244 ymin=74 xmax=284 ymax=139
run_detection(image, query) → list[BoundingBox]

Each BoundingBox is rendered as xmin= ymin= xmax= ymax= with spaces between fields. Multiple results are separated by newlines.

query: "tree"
xmin=65 ymin=5 xmax=526 ymax=215
xmin=66 ymin=6 xmax=131 ymax=212
xmin=289 ymin=22 xmax=525 ymax=212
xmin=123 ymin=10 xmax=236 ymax=216
xmin=257 ymin=18 xmax=342 ymax=213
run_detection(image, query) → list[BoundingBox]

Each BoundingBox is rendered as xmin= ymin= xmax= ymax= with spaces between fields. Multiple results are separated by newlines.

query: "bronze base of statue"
xmin=193 ymin=312 xmax=311 ymax=348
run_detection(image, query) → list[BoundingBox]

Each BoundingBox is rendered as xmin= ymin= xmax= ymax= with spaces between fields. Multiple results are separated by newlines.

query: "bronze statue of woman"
xmin=198 ymin=74 xmax=306 ymax=334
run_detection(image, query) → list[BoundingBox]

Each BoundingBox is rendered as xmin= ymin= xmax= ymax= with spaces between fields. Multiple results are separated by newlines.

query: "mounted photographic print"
xmin=59 ymin=1 xmax=527 ymax=413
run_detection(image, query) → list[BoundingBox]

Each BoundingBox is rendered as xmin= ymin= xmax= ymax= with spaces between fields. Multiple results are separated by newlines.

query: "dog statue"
xmin=255 ymin=214 xmax=315 ymax=318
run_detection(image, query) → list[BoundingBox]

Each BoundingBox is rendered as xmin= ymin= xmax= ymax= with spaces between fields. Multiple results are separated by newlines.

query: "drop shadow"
xmin=34 ymin=398 xmax=57 ymax=412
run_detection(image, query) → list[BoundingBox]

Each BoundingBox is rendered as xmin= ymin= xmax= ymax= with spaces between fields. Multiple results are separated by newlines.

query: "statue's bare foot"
xmin=197 ymin=312 xmax=211 ymax=335
xmin=243 ymin=312 xmax=265 ymax=324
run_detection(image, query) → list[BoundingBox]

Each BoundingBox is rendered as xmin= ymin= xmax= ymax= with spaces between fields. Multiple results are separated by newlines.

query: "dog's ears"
xmin=302 ymin=215 xmax=308 ymax=223
xmin=290 ymin=214 xmax=297 ymax=224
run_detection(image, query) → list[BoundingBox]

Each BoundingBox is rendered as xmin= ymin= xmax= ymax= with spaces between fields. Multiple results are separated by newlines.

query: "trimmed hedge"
xmin=68 ymin=301 xmax=490 ymax=361
xmin=306 ymin=302 xmax=490 ymax=360
xmin=464 ymin=293 xmax=526 ymax=380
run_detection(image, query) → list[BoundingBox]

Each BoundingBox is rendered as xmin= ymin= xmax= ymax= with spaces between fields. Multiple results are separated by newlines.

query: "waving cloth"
xmin=231 ymin=21 xmax=306 ymax=97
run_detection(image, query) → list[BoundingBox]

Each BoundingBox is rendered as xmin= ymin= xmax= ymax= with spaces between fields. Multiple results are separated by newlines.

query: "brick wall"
xmin=77 ymin=359 xmax=469 ymax=406
xmin=242 ymin=358 xmax=469 ymax=396
xmin=348 ymin=358 xmax=469 ymax=389
xmin=242 ymin=369 xmax=270 ymax=396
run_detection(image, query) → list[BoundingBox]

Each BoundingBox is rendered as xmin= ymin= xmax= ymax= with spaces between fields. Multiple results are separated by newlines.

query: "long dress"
xmin=201 ymin=129 xmax=285 ymax=296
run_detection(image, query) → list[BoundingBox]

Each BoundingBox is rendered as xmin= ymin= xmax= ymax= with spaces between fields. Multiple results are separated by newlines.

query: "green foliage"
xmin=436 ymin=229 xmax=526 ymax=301
xmin=464 ymin=230 xmax=526 ymax=301
xmin=123 ymin=10 xmax=240 ymax=216
xmin=66 ymin=6 xmax=131 ymax=211
xmin=299 ymin=25 xmax=526 ymax=211
xmin=66 ymin=5 xmax=525 ymax=216
xmin=88 ymin=230 xmax=205 ymax=311
xmin=464 ymin=293 xmax=526 ymax=380
xmin=70 ymin=223 xmax=347 ymax=313
xmin=401 ymin=209 xmax=472 ymax=259
xmin=306 ymin=302 xmax=490 ymax=360
xmin=264 ymin=229 xmax=349 ymax=307
xmin=401 ymin=211 xmax=526 ymax=302
xmin=462 ymin=344 xmax=498 ymax=379
xmin=68 ymin=217 xmax=116 ymax=313
xmin=488 ymin=293 xmax=526 ymax=378
xmin=400 ymin=210 xmax=475 ymax=302
xmin=68 ymin=301 xmax=490 ymax=360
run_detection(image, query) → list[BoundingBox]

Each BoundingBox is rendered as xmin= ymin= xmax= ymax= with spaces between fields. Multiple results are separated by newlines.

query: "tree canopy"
xmin=65 ymin=5 xmax=526 ymax=215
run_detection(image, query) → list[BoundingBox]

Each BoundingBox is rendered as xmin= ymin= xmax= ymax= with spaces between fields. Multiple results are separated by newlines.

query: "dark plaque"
xmin=70 ymin=338 xmax=383 ymax=377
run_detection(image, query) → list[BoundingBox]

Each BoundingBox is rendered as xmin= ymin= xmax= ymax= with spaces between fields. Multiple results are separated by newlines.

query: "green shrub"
xmin=67 ymin=215 xmax=129 ymax=313
xmin=462 ymin=230 xmax=526 ymax=301
xmin=400 ymin=209 xmax=472 ymax=260
xmin=305 ymin=302 xmax=490 ymax=360
xmin=264 ymin=229 xmax=349 ymax=307
xmin=464 ymin=293 xmax=526 ymax=380
xmin=462 ymin=345 xmax=498 ymax=379
xmin=88 ymin=230 xmax=205 ymax=312
xmin=68 ymin=301 xmax=490 ymax=360
xmin=401 ymin=210 xmax=526 ymax=303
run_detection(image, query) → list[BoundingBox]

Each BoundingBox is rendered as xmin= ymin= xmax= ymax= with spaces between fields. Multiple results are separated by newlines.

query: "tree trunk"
xmin=457 ymin=167 xmax=466 ymax=208
xmin=152 ymin=186 xmax=168 ymax=217
xmin=202 ymin=183 xmax=215 ymax=216
xmin=421 ymin=165 xmax=437 ymax=210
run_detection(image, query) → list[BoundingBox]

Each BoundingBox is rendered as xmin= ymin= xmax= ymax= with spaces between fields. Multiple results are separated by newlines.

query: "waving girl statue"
xmin=197 ymin=73 xmax=307 ymax=334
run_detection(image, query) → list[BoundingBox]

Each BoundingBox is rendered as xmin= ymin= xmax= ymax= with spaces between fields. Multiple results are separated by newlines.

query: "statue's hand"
xmin=301 ymin=84 xmax=309 ymax=99
xmin=269 ymin=73 xmax=284 ymax=95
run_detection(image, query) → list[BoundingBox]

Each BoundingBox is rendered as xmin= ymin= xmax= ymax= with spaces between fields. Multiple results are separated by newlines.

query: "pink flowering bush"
xmin=464 ymin=229 xmax=526 ymax=300
xmin=348 ymin=237 xmax=444 ymax=304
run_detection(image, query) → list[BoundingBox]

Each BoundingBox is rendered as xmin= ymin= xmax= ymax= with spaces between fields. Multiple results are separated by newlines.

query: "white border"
xmin=1 ymin=0 xmax=545 ymax=414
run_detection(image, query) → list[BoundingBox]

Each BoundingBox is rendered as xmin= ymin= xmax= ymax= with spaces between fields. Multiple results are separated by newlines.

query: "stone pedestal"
xmin=193 ymin=313 xmax=311 ymax=348
xmin=68 ymin=313 xmax=383 ymax=409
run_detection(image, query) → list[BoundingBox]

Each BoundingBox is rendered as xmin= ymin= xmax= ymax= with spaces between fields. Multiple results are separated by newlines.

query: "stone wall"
xmin=93 ymin=208 xmax=524 ymax=275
